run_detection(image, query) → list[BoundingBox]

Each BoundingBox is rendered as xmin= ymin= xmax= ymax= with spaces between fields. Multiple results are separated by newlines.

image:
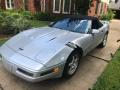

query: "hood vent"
xmin=48 ymin=37 xmax=57 ymax=42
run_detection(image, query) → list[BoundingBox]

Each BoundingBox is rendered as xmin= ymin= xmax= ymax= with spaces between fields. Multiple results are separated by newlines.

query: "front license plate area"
xmin=2 ymin=57 xmax=12 ymax=72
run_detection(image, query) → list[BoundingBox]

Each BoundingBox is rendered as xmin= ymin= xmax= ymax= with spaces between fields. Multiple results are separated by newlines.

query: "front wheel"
xmin=62 ymin=50 xmax=81 ymax=78
xmin=98 ymin=34 xmax=108 ymax=48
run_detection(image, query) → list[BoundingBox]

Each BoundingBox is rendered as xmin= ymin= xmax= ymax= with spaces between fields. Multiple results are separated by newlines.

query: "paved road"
xmin=0 ymin=20 xmax=120 ymax=90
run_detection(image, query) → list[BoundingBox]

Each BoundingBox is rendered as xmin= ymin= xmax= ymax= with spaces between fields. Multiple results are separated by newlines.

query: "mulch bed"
xmin=0 ymin=34 xmax=12 ymax=40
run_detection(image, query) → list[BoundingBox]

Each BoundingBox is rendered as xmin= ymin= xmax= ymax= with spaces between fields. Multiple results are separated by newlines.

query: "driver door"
xmin=91 ymin=20 xmax=104 ymax=48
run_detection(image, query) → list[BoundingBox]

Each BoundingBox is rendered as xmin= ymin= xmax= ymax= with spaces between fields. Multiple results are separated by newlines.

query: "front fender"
xmin=44 ymin=46 xmax=74 ymax=68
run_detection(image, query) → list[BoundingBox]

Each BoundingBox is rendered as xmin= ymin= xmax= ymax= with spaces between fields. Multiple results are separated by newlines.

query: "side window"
xmin=74 ymin=20 xmax=89 ymax=33
xmin=92 ymin=20 xmax=103 ymax=29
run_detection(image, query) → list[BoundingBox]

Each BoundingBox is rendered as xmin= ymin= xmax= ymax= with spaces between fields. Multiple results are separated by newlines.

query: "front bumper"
xmin=1 ymin=56 xmax=64 ymax=82
xmin=0 ymin=45 xmax=65 ymax=82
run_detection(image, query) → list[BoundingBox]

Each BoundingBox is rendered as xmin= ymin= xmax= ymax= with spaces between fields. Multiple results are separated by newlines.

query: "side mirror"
xmin=49 ymin=22 xmax=54 ymax=26
xmin=92 ymin=29 xmax=99 ymax=35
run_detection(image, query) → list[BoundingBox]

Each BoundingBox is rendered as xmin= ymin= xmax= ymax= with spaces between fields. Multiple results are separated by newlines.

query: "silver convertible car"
xmin=0 ymin=16 xmax=109 ymax=82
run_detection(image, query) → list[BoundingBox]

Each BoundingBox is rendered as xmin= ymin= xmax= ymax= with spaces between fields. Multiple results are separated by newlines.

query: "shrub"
xmin=12 ymin=17 xmax=31 ymax=34
xmin=11 ymin=12 xmax=22 ymax=19
xmin=100 ymin=9 xmax=116 ymax=21
xmin=0 ymin=9 xmax=3 ymax=12
xmin=34 ymin=12 xmax=51 ymax=21
xmin=1 ymin=16 xmax=15 ymax=34
xmin=0 ymin=14 xmax=4 ymax=30
xmin=0 ymin=11 xmax=8 ymax=17
xmin=21 ymin=11 xmax=33 ymax=19
xmin=0 ymin=10 xmax=33 ymax=19
xmin=0 ymin=10 xmax=32 ymax=35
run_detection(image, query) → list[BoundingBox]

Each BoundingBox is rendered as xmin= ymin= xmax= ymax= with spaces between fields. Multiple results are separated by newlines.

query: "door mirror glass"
xmin=92 ymin=29 xmax=99 ymax=34
xmin=49 ymin=22 xmax=54 ymax=27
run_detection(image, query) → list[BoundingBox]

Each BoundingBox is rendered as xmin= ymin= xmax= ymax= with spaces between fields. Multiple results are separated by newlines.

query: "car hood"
xmin=6 ymin=27 xmax=85 ymax=64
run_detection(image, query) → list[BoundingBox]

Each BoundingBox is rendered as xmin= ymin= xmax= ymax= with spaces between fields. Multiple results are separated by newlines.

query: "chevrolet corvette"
xmin=0 ymin=16 xmax=109 ymax=82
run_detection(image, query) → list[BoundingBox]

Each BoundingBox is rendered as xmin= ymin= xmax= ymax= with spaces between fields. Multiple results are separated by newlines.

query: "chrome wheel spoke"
xmin=68 ymin=55 xmax=79 ymax=75
xmin=103 ymin=35 xmax=107 ymax=46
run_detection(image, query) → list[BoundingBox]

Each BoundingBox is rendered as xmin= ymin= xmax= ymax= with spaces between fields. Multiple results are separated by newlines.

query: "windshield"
xmin=50 ymin=18 xmax=89 ymax=33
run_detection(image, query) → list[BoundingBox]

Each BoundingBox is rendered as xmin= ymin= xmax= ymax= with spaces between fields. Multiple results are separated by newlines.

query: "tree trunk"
xmin=34 ymin=0 xmax=41 ymax=12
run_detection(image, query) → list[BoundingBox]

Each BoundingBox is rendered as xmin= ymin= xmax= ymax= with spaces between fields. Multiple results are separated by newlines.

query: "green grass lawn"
xmin=30 ymin=20 xmax=50 ymax=28
xmin=0 ymin=39 xmax=8 ymax=46
xmin=92 ymin=48 xmax=120 ymax=90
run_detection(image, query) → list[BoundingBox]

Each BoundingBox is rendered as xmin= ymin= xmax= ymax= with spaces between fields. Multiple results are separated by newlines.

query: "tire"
xmin=98 ymin=34 xmax=108 ymax=48
xmin=62 ymin=50 xmax=81 ymax=78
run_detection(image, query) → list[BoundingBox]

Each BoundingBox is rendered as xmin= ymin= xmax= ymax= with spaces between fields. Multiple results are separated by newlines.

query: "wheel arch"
xmin=66 ymin=42 xmax=84 ymax=57
xmin=74 ymin=45 xmax=83 ymax=57
xmin=106 ymin=31 xmax=109 ymax=35
xmin=62 ymin=44 xmax=83 ymax=78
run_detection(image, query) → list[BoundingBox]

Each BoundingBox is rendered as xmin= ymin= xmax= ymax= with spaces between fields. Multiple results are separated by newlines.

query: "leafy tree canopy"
xmin=75 ymin=0 xmax=90 ymax=15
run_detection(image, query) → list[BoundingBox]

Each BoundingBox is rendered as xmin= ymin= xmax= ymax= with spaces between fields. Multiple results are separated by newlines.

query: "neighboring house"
xmin=109 ymin=0 xmax=120 ymax=18
xmin=88 ymin=0 xmax=110 ymax=16
xmin=0 ymin=0 xmax=109 ymax=16
xmin=109 ymin=0 xmax=120 ymax=10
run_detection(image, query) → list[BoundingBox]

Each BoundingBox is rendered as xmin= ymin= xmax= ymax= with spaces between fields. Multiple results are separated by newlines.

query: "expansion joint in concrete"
xmin=88 ymin=55 xmax=110 ymax=63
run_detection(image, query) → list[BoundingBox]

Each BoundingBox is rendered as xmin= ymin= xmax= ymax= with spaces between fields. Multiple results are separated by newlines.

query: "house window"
xmin=53 ymin=0 xmax=61 ymax=13
xmin=5 ymin=0 xmax=14 ymax=9
xmin=63 ymin=0 xmax=71 ymax=14
xmin=115 ymin=0 xmax=118 ymax=3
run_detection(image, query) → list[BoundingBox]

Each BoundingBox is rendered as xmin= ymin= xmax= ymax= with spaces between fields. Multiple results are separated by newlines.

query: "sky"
xmin=101 ymin=0 xmax=110 ymax=4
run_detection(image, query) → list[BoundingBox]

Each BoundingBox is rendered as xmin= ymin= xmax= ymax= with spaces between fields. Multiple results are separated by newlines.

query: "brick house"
xmin=88 ymin=0 xmax=109 ymax=16
xmin=0 ymin=0 xmax=109 ymax=16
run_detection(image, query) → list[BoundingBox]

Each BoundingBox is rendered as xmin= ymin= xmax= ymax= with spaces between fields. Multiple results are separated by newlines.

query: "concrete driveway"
xmin=0 ymin=20 xmax=120 ymax=90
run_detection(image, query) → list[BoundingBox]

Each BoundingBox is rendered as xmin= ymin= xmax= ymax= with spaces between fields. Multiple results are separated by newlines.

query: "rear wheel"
xmin=63 ymin=50 xmax=81 ymax=78
xmin=98 ymin=34 xmax=108 ymax=48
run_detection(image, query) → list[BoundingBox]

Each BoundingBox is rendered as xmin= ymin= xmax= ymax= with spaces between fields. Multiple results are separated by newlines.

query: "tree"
xmin=34 ymin=0 xmax=41 ymax=12
xmin=75 ymin=0 xmax=90 ymax=15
